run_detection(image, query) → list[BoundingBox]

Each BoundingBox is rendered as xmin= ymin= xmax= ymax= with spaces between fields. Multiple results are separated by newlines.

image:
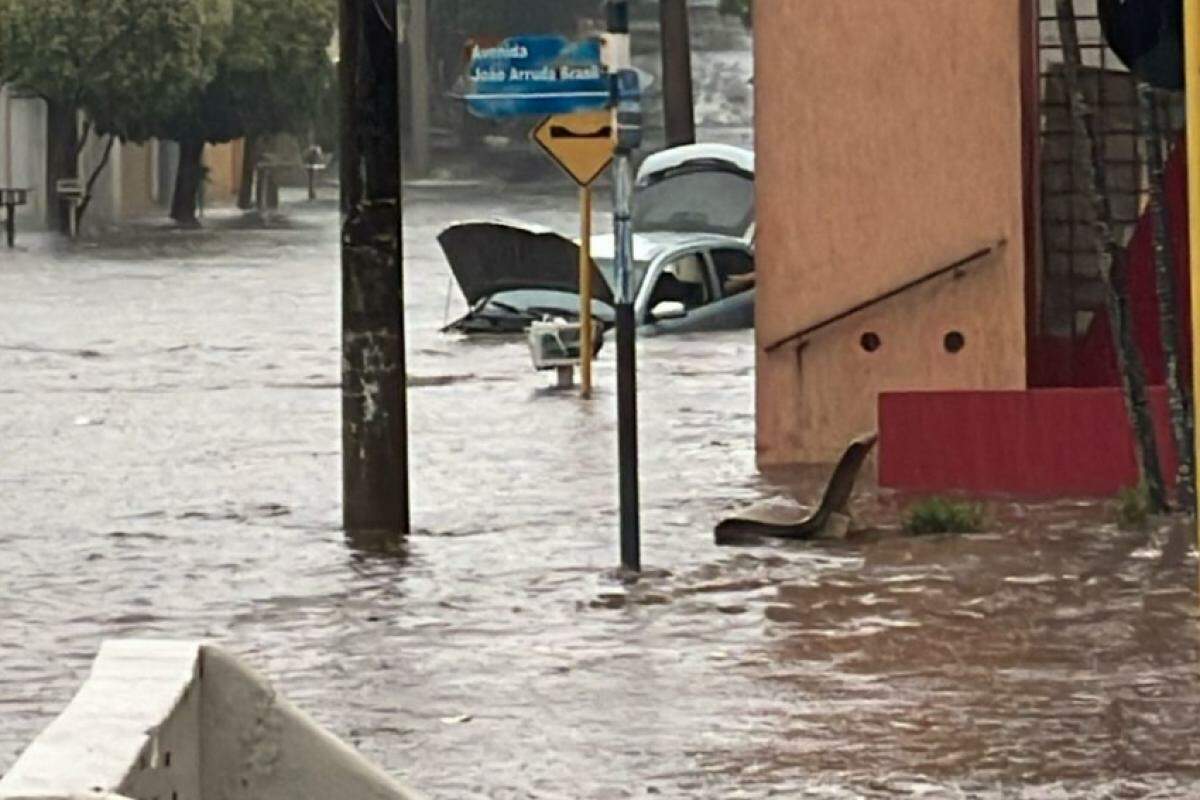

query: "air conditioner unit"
xmin=527 ymin=319 xmax=604 ymax=371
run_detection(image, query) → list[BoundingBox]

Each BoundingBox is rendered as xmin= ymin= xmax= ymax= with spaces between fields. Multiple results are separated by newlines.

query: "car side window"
xmin=712 ymin=248 xmax=756 ymax=297
xmin=647 ymin=253 xmax=713 ymax=313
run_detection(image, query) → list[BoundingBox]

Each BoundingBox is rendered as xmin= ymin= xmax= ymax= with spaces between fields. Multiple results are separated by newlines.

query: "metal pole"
xmin=614 ymin=156 xmax=640 ymax=572
xmin=5 ymin=203 xmax=14 ymax=248
xmin=1187 ymin=0 xmax=1200 ymax=536
xmin=579 ymin=186 xmax=594 ymax=398
xmin=659 ymin=0 xmax=696 ymax=147
xmin=608 ymin=0 xmax=641 ymax=572
xmin=340 ymin=0 xmax=411 ymax=536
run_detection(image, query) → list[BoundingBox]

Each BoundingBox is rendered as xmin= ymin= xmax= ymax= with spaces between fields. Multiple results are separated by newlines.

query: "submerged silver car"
xmin=439 ymin=143 xmax=756 ymax=336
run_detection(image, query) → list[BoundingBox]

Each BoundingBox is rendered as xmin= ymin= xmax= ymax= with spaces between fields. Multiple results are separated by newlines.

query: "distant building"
xmin=1 ymin=84 xmax=244 ymax=233
xmin=1 ymin=84 xmax=49 ymax=228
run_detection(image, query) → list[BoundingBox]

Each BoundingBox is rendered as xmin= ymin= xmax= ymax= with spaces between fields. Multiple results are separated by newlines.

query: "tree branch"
xmin=72 ymin=119 xmax=93 ymax=165
xmin=75 ymin=134 xmax=116 ymax=227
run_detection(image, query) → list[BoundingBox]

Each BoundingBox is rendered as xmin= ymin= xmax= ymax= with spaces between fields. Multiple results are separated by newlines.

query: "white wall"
xmin=1 ymin=84 xmax=48 ymax=229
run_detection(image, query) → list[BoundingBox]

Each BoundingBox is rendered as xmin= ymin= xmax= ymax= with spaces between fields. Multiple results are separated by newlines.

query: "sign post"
xmin=462 ymin=11 xmax=644 ymax=572
xmin=607 ymin=0 xmax=643 ymax=573
xmin=532 ymin=110 xmax=615 ymax=399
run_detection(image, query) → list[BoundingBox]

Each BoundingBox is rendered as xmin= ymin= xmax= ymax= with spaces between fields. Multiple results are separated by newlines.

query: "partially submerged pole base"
xmin=340 ymin=0 xmax=410 ymax=537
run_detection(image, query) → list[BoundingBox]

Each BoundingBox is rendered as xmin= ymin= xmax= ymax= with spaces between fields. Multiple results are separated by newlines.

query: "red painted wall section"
xmin=1030 ymin=134 xmax=1193 ymax=388
xmin=879 ymin=388 xmax=1179 ymax=498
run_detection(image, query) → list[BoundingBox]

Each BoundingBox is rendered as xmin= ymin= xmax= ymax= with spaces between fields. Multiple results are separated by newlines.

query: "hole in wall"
xmin=164 ymin=751 xmax=171 ymax=768
xmin=944 ymin=331 xmax=966 ymax=354
xmin=860 ymin=332 xmax=882 ymax=353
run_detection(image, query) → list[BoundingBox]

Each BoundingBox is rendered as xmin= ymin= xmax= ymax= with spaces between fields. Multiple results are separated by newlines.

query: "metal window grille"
xmin=1035 ymin=0 xmax=1181 ymax=355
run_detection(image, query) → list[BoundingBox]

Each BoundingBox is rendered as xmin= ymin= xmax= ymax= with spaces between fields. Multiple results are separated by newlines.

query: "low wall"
xmin=879 ymin=388 xmax=1179 ymax=498
xmin=0 ymin=640 xmax=425 ymax=800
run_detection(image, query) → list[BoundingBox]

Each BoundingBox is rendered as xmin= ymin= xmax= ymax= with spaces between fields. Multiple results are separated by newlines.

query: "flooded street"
xmin=4 ymin=188 xmax=1200 ymax=798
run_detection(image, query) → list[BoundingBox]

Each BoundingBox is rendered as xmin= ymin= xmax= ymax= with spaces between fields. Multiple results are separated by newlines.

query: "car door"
xmin=637 ymin=247 xmax=718 ymax=329
xmin=710 ymin=247 xmax=754 ymax=298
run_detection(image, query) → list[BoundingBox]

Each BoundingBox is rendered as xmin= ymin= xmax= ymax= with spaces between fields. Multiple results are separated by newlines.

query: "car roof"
xmin=636 ymin=143 xmax=755 ymax=185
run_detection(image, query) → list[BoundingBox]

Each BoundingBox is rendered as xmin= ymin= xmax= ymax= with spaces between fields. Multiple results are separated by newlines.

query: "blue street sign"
xmin=464 ymin=36 xmax=612 ymax=119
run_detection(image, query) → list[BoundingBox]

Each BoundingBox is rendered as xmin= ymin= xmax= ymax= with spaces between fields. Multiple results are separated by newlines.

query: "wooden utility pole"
xmin=339 ymin=0 xmax=410 ymax=535
xmin=659 ymin=0 xmax=696 ymax=147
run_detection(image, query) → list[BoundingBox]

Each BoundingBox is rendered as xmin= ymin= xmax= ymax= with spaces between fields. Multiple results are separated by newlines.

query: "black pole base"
xmin=616 ymin=302 xmax=641 ymax=571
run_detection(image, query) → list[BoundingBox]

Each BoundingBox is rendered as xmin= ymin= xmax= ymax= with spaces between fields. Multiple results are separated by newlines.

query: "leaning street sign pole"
xmin=608 ymin=0 xmax=643 ymax=572
xmin=339 ymin=0 xmax=410 ymax=536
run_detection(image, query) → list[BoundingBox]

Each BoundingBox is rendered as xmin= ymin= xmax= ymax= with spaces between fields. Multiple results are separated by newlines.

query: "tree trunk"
xmin=660 ymin=0 xmax=696 ymax=147
xmin=1055 ymin=0 xmax=1170 ymax=512
xmin=340 ymin=0 xmax=410 ymax=537
xmin=170 ymin=138 xmax=205 ymax=226
xmin=1139 ymin=83 xmax=1194 ymax=511
xmin=237 ymin=135 xmax=257 ymax=210
xmin=44 ymin=100 xmax=78 ymax=234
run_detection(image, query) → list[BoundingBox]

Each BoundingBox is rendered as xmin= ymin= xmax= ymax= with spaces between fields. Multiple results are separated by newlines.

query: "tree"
xmin=156 ymin=0 xmax=337 ymax=225
xmin=0 ymin=0 xmax=228 ymax=230
xmin=719 ymin=0 xmax=752 ymax=28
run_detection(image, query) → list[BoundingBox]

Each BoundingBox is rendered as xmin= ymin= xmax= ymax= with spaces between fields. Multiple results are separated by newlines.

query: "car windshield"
xmin=633 ymin=170 xmax=754 ymax=237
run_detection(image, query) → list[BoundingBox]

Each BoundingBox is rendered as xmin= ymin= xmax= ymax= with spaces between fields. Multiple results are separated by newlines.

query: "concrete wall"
xmin=120 ymin=142 xmax=160 ymax=219
xmin=1 ymin=84 xmax=48 ymax=229
xmin=754 ymin=0 xmax=1029 ymax=465
xmin=0 ymin=640 xmax=425 ymax=800
xmin=77 ymin=135 xmax=162 ymax=233
xmin=206 ymin=139 xmax=244 ymax=205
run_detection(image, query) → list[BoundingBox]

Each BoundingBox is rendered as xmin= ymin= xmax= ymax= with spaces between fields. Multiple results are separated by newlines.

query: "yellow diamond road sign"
xmin=532 ymin=111 xmax=615 ymax=187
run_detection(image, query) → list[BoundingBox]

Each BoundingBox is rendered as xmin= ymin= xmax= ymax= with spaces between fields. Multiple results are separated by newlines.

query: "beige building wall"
xmin=204 ymin=139 xmax=243 ymax=203
xmin=119 ymin=141 xmax=158 ymax=219
xmin=755 ymin=0 xmax=1029 ymax=466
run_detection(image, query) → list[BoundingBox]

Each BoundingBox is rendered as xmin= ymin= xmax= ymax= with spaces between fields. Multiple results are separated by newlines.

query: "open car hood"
xmin=438 ymin=221 xmax=615 ymax=307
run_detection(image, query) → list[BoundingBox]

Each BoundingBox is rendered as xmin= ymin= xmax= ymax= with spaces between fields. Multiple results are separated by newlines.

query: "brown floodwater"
xmin=2 ymin=185 xmax=1200 ymax=799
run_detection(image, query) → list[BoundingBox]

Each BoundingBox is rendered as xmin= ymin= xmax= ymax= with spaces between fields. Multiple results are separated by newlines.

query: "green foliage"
xmin=903 ymin=497 xmax=987 ymax=535
xmin=1115 ymin=484 xmax=1151 ymax=531
xmin=719 ymin=0 xmax=752 ymax=28
xmin=0 ymin=0 xmax=228 ymax=141
xmin=159 ymin=0 xmax=336 ymax=145
xmin=0 ymin=0 xmax=331 ymax=146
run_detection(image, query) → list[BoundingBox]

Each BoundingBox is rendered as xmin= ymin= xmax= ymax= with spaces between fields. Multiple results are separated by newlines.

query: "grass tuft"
xmin=1115 ymin=484 xmax=1150 ymax=531
xmin=903 ymin=497 xmax=986 ymax=535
